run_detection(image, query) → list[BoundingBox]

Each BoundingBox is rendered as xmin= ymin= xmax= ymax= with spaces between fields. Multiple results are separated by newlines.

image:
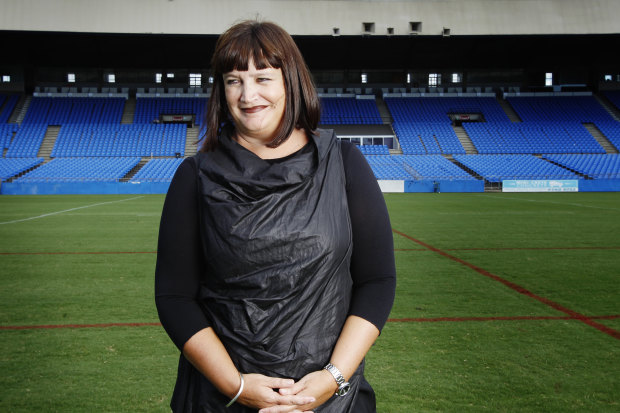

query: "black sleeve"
xmin=155 ymin=158 xmax=210 ymax=351
xmin=342 ymin=141 xmax=397 ymax=332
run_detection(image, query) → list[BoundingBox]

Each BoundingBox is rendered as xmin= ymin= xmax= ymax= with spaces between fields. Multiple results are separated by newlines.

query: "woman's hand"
xmin=257 ymin=369 xmax=337 ymax=413
xmin=238 ymin=373 xmax=316 ymax=411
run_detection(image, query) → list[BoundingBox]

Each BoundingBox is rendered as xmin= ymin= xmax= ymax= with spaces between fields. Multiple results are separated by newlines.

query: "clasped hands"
xmin=237 ymin=369 xmax=339 ymax=413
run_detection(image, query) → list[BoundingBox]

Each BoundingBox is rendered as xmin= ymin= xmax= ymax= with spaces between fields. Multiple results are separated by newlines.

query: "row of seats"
xmin=3 ymin=153 xmax=620 ymax=183
xmin=130 ymin=158 xmax=185 ymax=182
xmin=2 ymin=94 xmax=620 ymax=183
xmin=364 ymin=154 xmax=478 ymax=180
xmin=52 ymin=123 xmax=186 ymax=157
xmin=543 ymin=153 xmax=620 ymax=179
xmin=358 ymin=145 xmax=390 ymax=155
xmin=507 ymin=96 xmax=616 ymax=124
xmin=385 ymin=96 xmax=511 ymax=123
xmin=0 ymin=95 xmax=19 ymax=124
xmin=0 ymin=157 xmax=44 ymax=180
xmin=22 ymin=97 xmax=125 ymax=125
xmin=392 ymin=122 xmax=466 ymax=155
xmin=14 ymin=157 xmax=140 ymax=183
xmin=463 ymin=122 xmax=605 ymax=154
xmin=134 ymin=97 xmax=207 ymax=125
xmin=5 ymin=125 xmax=48 ymax=157
xmin=453 ymin=154 xmax=581 ymax=182
xmin=319 ymin=97 xmax=383 ymax=125
xmin=0 ymin=124 xmax=19 ymax=149
xmin=594 ymin=121 xmax=620 ymax=151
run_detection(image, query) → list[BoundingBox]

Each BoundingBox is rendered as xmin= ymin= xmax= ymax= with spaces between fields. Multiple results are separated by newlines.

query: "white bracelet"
xmin=225 ymin=372 xmax=244 ymax=408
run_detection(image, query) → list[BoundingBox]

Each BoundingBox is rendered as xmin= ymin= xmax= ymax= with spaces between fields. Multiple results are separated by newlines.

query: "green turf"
xmin=1 ymin=193 xmax=619 ymax=412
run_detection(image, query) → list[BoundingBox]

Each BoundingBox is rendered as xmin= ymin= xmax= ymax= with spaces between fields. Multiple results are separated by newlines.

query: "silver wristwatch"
xmin=323 ymin=363 xmax=351 ymax=396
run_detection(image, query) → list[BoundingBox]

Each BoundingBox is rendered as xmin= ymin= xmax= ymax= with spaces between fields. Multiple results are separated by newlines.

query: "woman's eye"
xmin=225 ymin=79 xmax=239 ymax=85
xmin=257 ymin=77 xmax=270 ymax=82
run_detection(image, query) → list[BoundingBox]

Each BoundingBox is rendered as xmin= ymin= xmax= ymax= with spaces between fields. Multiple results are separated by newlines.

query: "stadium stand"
xmin=0 ymin=157 xmax=44 ymax=180
xmin=391 ymin=122 xmax=466 ymax=155
xmin=453 ymin=154 xmax=581 ymax=182
xmin=506 ymin=95 xmax=615 ymax=123
xmin=14 ymin=157 xmax=141 ymax=183
xmin=462 ymin=122 xmax=605 ymax=154
xmin=2 ymin=90 xmax=620 ymax=190
xmin=595 ymin=121 xmax=620 ymax=151
xmin=395 ymin=155 xmax=477 ymax=180
xmin=134 ymin=97 xmax=207 ymax=125
xmin=0 ymin=123 xmax=18 ymax=150
xmin=51 ymin=123 xmax=186 ymax=157
xmin=358 ymin=145 xmax=390 ymax=155
xmin=5 ymin=125 xmax=48 ymax=158
xmin=319 ymin=97 xmax=382 ymax=124
xmin=364 ymin=156 xmax=413 ymax=180
xmin=543 ymin=154 xmax=620 ymax=179
xmin=22 ymin=97 xmax=125 ymax=125
xmin=0 ymin=94 xmax=20 ymax=123
xmin=130 ymin=158 xmax=185 ymax=182
xmin=385 ymin=96 xmax=511 ymax=123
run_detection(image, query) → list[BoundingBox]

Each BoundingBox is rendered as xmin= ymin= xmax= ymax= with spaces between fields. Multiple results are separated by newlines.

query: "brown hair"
xmin=200 ymin=20 xmax=320 ymax=152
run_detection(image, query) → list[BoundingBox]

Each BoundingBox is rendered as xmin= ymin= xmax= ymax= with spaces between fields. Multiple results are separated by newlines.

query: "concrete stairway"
xmin=37 ymin=126 xmax=60 ymax=160
xmin=497 ymin=97 xmax=522 ymax=122
xmin=594 ymin=93 xmax=620 ymax=122
xmin=121 ymin=97 xmax=136 ymax=124
xmin=452 ymin=125 xmax=478 ymax=154
xmin=185 ymin=126 xmax=201 ymax=155
xmin=375 ymin=96 xmax=394 ymax=125
xmin=9 ymin=95 xmax=31 ymax=124
xmin=583 ymin=123 xmax=619 ymax=154
xmin=121 ymin=158 xmax=149 ymax=181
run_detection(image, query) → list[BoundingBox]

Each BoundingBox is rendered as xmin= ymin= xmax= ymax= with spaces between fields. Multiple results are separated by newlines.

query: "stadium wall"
xmin=0 ymin=182 xmax=172 ymax=195
xmin=2 ymin=180 xmax=619 ymax=195
xmin=1 ymin=0 xmax=619 ymax=37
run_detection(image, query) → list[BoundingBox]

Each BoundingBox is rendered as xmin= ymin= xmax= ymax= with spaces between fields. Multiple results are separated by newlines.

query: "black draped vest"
xmin=170 ymin=129 xmax=368 ymax=412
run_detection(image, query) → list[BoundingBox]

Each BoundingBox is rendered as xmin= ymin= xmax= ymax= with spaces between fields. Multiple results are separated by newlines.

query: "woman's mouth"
xmin=242 ymin=106 xmax=268 ymax=114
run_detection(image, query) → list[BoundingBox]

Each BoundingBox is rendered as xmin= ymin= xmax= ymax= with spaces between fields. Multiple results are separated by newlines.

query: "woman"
xmin=155 ymin=20 xmax=396 ymax=413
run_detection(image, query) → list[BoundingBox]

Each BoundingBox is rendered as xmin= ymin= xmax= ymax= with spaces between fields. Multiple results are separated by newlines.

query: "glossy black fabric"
xmin=156 ymin=129 xmax=396 ymax=413
xmin=172 ymin=129 xmax=361 ymax=412
xmin=155 ymin=139 xmax=396 ymax=352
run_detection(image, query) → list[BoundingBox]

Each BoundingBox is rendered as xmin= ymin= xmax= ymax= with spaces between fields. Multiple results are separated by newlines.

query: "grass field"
xmin=0 ymin=192 xmax=619 ymax=412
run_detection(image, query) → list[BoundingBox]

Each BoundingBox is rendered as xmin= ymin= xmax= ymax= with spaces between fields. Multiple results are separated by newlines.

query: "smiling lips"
xmin=241 ymin=105 xmax=269 ymax=114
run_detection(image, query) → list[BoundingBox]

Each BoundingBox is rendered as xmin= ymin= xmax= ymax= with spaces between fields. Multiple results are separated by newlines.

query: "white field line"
xmin=0 ymin=196 xmax=144 ymax=225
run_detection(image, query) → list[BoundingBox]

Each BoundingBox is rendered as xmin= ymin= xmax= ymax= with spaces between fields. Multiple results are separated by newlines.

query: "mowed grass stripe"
xmin=3 ymin=315 xmax=620 ymax=331
xmin=392 ymin=228 xmax=620 ymax=340
xmin=0 ymin=196 xmax=144 ymax=225
xmin=1 ymin=193 xmax=619 ymax=412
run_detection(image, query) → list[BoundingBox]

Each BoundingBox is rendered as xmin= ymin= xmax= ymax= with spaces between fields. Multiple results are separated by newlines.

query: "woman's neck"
xmin=234 ymin=128 xmax=309 ymax=159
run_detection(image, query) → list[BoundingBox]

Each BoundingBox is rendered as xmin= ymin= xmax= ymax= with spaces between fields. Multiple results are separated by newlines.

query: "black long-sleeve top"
xmin=155 ymin=140 xmax=396 ymax=351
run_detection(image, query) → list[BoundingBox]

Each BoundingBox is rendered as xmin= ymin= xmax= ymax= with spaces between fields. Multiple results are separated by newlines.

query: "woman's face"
xmin=224 ymin=59 xmax=286 ymax=142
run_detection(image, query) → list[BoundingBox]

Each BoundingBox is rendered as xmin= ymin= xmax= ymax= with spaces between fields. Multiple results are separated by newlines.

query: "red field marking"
xmin=392 ymin=228 xmax=620 ymax=341
xmin=0 ymin=251 xmax=157 ymax=255
xmin=389 ymin=315 xmax=620 ymax=323
xmin=0 ymin=322 xmax=162 ymax=330
xmin=3 ymin=246 xmax=617 ymax=255
xmin=395 ymin=246 xmax=620 ymax=252
xmin=3 ymin=315 xmax=619 ymax=331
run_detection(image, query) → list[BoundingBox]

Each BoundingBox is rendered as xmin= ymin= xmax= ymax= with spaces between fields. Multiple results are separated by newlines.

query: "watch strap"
xmin=323 ymin=363 xmax=350 ymax=396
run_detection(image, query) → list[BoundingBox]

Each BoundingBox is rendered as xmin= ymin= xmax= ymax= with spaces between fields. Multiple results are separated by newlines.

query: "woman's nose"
xmin=240 ymin=82 xmax=257 ymax=103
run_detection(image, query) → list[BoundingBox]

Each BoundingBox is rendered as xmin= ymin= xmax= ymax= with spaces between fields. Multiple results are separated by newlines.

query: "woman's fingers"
xmin=258 ymin=405 xmax=314 ymax=413
xmin=278 ymin=381 xmax=306 ymax=396
xmin=239 ymin=374 xmax=315 ymax=410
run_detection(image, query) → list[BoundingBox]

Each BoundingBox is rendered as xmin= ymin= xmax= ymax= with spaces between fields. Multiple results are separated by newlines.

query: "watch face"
xmin=336 ymin=382 xmax=351 ymax=396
